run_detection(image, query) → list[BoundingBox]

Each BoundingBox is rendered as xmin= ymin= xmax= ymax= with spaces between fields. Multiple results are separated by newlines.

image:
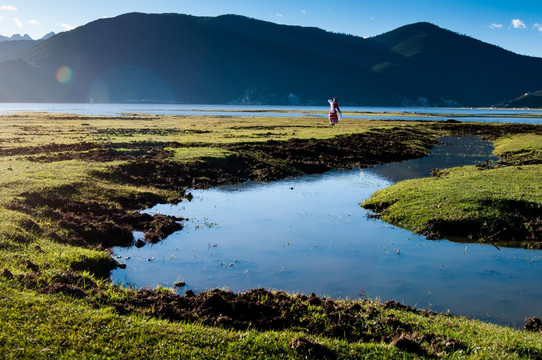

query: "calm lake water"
xmin=1 ymin=103 xmax=542 ymax=124
xmin=111 ymin=137 xmax=542 ymax=328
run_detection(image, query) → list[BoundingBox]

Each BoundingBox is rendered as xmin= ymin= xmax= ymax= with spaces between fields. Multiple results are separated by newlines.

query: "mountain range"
xmin=0 ymin=32 xmax=55 ymax=59
xmin=0 ymin=34 xmax=33 ymax=41
xmin=0 ymin=32 xmax=55 ymax=42
xmin=0 ymin=12 xmax=541 ymax=106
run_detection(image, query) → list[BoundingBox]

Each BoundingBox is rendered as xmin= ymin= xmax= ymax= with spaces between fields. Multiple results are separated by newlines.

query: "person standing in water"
xmin=328 ymin=97 xmax=342 ymax=125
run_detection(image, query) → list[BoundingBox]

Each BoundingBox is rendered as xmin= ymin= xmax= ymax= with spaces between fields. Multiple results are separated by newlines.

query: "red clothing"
xmin=329 ymin=100 xmax=340 ymax=124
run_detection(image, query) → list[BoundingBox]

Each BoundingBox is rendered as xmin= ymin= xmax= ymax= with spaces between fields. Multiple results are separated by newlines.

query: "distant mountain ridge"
xmin=0 ymin=34 xmax=32 ymax=41
xmin=0 ymin=13 xmax=540 ymax=106
xmin=0 ymin=32 xmax=55 ymax=59
xmin=499 ymin=90 xmax=542 ymax=108
xmin=0 ymin=32 xmax=54 ymax=42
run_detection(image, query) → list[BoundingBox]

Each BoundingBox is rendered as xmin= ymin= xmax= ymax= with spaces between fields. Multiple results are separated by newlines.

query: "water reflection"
xmin=371 ymin=136 xmax=498 ymax=182
xmin=112 ymin=137 xmax=541 ymax=328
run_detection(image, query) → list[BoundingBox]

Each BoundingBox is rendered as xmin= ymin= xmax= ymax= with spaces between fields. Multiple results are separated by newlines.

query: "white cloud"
xmin=301 ymin=9 xmax=306 ymax=14
xmin=490 ymin=23 xmax=503 ymax=29
xmin=534 ymin=23 xmax=542 ymax=32
xmin=0 ymin=15 xmax=3 ymax=20
xmin=13 ymin=17 xmax=22 ymax=28
xmin=1 ymin=5 xmax=17 ymax=12
xmin=60 ymin=23 xmax=75 ymax=31
xmin=29 ymin=19 xmax=40 ymax=26
xmin=276 ymin=13 xmax=283 ymax=17
xmin=511 ymin=19 xmax=527 ymax=29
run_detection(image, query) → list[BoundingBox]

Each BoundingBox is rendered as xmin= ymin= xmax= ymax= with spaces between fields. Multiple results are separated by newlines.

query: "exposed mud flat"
xmin=111 ymin=127 xmax=436 ymax=190
xmin=427 ymin=121 xmax=542 ymax=140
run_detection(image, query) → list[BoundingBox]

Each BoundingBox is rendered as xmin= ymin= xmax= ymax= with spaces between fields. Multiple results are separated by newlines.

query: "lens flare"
xmin=56 ymin=66 xmax=73 ymax=84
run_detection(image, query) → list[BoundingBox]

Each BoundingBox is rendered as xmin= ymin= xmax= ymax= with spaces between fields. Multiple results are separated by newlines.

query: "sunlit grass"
xmin=363 ymin=133 xmax=542 ymax=247
xmin=494 ymin=133 xmax=542 ymax=164
xmin=169 ymin=146 xmax=235 ymax=163
xmin=0 ymin=111 xmax=541 ymax=358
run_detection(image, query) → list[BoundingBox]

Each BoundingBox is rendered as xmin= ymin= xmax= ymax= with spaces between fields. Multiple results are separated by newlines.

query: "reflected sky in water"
xmin=112 ymin=137 xmax=541 ymax=328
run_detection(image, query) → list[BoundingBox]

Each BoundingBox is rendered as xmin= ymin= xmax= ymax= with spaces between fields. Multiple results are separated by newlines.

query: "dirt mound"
xmin=524 ymin=317 xmax=542 ymax=332
xmin=0 ymin=142 xmax=98 ymax=157
xmin=290 ymin=337 xmax=335 ymax=359
xmin=7 ymin=191 xmax=183 ymax=249
xmin=110 ymin=287 xmax=467 ymax=356
xmin=110 ymin=155 xmax=252 ymax=191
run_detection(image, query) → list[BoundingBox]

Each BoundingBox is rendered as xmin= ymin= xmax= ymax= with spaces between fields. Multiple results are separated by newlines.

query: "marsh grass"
xmin=0 ymin=112 xmax=541 ymax=358
xmin=493 ymin=134 xmax=542 ymax=164
xmin=363 ymin=134 xmax=542 ymax=247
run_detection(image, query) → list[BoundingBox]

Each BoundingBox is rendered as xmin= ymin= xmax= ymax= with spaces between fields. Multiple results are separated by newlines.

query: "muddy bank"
xmin=110 ymin=287 xmax=467 ymax=356
xmin=418 ymin=199 xmax=542 ymax=248
xmin=6 ymin=191 xmax=183 ymax=275
xmin=109 ymin=127 xmax=436 ymax=190
xmin=427 ymin=122 xmax=542 ymax=139
xmin=9 ymin=266 xmax=467 ymax=358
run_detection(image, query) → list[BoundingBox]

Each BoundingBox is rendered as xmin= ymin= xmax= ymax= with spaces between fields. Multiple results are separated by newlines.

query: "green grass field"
xmin=1 ymin=112 xmax=542 ymax=359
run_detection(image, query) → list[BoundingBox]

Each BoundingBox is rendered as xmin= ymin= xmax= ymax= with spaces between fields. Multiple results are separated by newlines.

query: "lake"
xmin=111 ymin=137 xmax=542 ymax=328
xmin=1 ymin=103 xmax=542 ymax=124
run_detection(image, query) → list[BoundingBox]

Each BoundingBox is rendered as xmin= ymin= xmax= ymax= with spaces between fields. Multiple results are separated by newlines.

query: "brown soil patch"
xmin=93 ymin=128 xmax=208 ymax=136
xmin=524 ymin=317 xmax=542 ymax=332
xmin=227 ymin=127 xmax=435 ymax=179
xmin=109 ymin=287 xmax=466 ymax=357
xmin=109 ymin=127 xmax=436 ymax=191
xmin=391 ymin=333 xmax=426 ymax=356
xmin=290 ymin=337 xmax=335 ymax=359
xmin=6 ymin=191 xmax=183 ymax=249
xmin=426 ymin=122 xmax=542 ymax=139
xmin=13 ymin=141 xmax=173 ymax=163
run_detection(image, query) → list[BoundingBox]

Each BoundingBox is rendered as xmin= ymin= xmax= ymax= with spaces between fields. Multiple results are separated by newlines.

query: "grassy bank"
xmin=1 ymin=112 xmax=542 ymax=358
xmin=363 ymin=129 xmax=542 ymax=248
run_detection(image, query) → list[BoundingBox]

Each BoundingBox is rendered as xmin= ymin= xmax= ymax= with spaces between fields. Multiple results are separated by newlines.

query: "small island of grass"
xmin=363 ymin=127 xmax=542 ymax=249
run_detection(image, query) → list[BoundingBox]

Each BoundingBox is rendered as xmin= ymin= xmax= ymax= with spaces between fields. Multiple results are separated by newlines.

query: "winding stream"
xmin=112 ymin=137 xmax=542 ymax=328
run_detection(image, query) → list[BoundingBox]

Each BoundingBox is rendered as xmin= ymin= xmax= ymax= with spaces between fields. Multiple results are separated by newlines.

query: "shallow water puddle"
xmin=112 ymin=137 xmax=542 ymax=327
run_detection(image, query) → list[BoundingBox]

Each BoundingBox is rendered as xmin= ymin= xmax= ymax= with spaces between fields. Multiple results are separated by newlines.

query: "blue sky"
xmin=1 ymin=0 xmax=541 ymax=57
